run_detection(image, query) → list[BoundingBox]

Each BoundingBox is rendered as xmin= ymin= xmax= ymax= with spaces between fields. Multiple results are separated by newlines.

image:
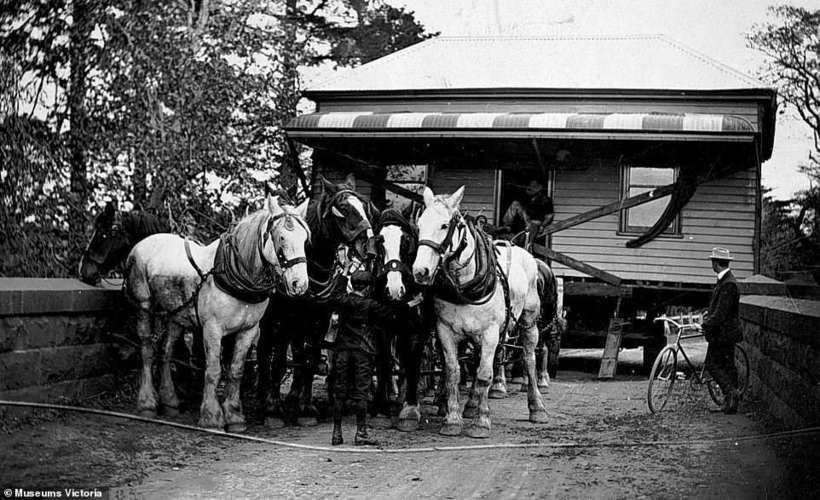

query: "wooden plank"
xmin=532 ymin=244 xmax=622 ymax=286
xmin=564 ymin=281 xmax=632 ymax=297
xmin=544 ymin=183 xmax=676 ymax=235
xmin=598 ymin=297 xmax=624 ymax=379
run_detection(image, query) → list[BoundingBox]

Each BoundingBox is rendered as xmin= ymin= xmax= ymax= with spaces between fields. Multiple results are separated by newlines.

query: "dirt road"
xmin=2 ymin=348 xmax=819 ymax=499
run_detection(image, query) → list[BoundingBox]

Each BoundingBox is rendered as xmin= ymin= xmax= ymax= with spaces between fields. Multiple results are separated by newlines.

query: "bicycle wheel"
xmin=706 ymin=344 xmax=751 ymax=405
xmin=647 ymin=346 xmax=678 ymax=414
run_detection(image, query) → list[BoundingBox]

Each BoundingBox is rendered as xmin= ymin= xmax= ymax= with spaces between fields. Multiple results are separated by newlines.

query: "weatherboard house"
xmin=285 ymin=34 xmax=776 ymax=368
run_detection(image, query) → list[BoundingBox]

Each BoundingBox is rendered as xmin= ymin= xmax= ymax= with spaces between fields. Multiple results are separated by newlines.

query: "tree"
xmin=749 ymin=6 xmax=820 ymax=280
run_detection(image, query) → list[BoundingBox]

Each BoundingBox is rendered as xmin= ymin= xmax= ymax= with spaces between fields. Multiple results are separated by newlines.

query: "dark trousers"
xmin=332 ymin=349 xmax=373 ymax=403
xmin=705 ymin=342 xmax=737 ymax=395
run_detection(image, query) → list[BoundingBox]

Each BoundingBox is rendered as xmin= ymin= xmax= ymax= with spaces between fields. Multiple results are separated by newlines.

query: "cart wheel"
xmin=647 ymin=346 xmax=678 ymax=414
xmin=706 ymin=344 xmax=750 ymax=405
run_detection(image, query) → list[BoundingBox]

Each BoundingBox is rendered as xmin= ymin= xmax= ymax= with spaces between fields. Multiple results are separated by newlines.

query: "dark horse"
xmin=373 ymin=205 xmax=436 ymax=431
xmin=256 ymin=174 xmax=376 ymax=426
xmin=79 ymin=201 xmax=169 ymax=285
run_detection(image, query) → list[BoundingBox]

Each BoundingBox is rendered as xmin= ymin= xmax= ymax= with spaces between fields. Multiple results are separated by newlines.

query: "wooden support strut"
xmin=598 ymin=296 xmax=624 ymax=379
xmin=542 ymin=183 xmax=676 ymax=236
xmin=531 ymin=243 xmax=622 ymax=287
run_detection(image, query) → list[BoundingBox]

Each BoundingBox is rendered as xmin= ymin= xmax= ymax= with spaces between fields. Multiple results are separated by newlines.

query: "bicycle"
xmin=647 ymin=315 xmax=749 ymax=414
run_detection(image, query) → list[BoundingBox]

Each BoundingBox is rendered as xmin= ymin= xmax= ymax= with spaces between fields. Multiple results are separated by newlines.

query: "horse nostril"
xmin=291 ymin=279 xmax=299 ymax=290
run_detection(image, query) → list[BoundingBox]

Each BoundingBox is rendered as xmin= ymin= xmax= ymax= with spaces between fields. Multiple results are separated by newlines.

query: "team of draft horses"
xmin=79 ymin=174 xmax=561 ymax=441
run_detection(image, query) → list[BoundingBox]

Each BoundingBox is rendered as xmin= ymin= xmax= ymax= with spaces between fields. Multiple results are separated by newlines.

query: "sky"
xmin=385 ymin=0 xmax=817 ymax=200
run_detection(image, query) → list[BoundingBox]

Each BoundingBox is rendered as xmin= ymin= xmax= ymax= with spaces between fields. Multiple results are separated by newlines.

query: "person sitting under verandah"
xmin=491 ymin=179 xmax=554 ymax=251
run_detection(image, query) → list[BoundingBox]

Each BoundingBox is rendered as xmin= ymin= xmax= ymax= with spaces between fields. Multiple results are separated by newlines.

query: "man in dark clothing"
xmin=700 ymin=247 xmax=742 ymax=414
xmin=324 ymin=270 xmax=398 ymax=446
xmin=500 ymin=179 xmax=554 ymax=251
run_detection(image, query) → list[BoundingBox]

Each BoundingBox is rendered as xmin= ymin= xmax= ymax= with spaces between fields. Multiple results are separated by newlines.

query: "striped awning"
xmin=286 ymin=112 xmax=756 ymax=141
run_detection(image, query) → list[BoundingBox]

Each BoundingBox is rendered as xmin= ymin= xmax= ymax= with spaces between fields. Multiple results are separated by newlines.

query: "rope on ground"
xmin=2 ymin=399 xmax=819 ymax=455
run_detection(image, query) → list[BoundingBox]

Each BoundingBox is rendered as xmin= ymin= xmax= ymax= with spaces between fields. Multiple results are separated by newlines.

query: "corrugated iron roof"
xmin=308 ymin=34 xmax=765 ymax=93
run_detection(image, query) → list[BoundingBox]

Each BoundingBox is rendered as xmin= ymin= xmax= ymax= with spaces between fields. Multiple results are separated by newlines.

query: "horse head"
xmin=262 ymin=195 xmax=311 ymax=296
xmin=376 ymin=205 xmax=418 ymax=301
xmin=317 ymin=173 xmax=374 ymax=262
xmin=79 ymin=200 xmax=129 ymax=285
xmin=412 ymin=185 xmax=466 ymax=286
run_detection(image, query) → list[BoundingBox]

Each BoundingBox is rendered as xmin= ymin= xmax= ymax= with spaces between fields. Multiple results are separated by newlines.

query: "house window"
xmin=620 ymin=166 xmax=681 ymax=235
xmin=385 ymin=165 xmax=427 ymax=211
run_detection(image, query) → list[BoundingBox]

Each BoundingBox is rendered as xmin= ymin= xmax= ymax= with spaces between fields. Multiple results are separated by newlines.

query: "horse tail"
xmin=535 ymin=259 xmax=558 ymax=323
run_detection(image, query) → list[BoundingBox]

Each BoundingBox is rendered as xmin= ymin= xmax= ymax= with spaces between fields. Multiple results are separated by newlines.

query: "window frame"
xmin=618 ymin=164 xmax=683 ymax=237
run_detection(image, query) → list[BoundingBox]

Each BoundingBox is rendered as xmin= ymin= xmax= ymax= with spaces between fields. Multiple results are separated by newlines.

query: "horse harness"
xmin=419 ymin=213 xmax=513 ymax=336
xmin=374 ymin=208 xmax=418 ymax=280
xmin=178 ymin=211 xmax=308 ymax=326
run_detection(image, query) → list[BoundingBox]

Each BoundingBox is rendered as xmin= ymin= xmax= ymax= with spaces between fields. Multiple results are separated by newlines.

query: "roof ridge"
xmin=655 ymin=34 xmax=763 ymax=87
xmin=309 ymin=36 xmax=440 ymax=90
xmin=435 ymin=33 xmax=663 ymax=40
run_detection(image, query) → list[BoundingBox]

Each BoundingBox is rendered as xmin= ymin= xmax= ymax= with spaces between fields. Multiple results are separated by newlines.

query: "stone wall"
xmin=739 ymin=284 xmax=820 ymax=428
xmin=0 ymin=279 xmax=128 ymax=410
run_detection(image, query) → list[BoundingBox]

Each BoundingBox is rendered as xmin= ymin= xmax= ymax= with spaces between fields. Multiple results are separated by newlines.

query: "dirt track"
xmin=2 ymin=347 xmax=819 ymax=499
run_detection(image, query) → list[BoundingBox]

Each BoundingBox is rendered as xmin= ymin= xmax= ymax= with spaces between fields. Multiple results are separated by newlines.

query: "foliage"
xmin=0 ymin=0 xmax=433 ymax=277
xmin=749 ymin=6 xmax=820 ymax=281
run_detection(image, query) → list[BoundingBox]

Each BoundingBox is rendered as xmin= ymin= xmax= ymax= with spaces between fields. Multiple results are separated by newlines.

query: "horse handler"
xmin=323 ymin=270 xmax=399 ymax=446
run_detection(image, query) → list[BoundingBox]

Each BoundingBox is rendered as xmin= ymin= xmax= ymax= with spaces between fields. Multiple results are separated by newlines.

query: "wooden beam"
xmin=532 ymin=244 xmax=622 ymax=286
xmin=564 ymin=281 xmax=632 ymax=297
xmin=543 ymin=183 xmax=676 ymax=235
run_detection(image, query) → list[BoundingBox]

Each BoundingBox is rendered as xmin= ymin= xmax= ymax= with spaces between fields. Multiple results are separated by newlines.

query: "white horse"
xmin=412 ymin=186 xmax=548 ymax=438
xmin=125 ymin=195 xmax=310 ymax=431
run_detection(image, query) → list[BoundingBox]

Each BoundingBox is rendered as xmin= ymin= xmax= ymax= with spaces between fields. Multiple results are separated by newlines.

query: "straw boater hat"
xmin=708 ymin=247 xmax=734 ymax=261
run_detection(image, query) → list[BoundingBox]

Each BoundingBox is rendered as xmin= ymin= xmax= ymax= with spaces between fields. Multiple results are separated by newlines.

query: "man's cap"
xmin=350 ymin=270 xmax=374 ymax=288
xmin=708 ymin=247 xmax=734 ymax=261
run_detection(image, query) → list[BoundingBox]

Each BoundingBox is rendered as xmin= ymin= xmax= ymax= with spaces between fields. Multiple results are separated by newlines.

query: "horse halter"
xmin=375 ymin=224 xmax=417 ymax=278
xmin=319 ymin=189 xmax=371 ymax=244
xmin=83 ymin=211 xmax=126 ymax=268
xmin=417 ymin=212 xmax=468 ymax=266
xmin=262 ymin=211 xmax=309 ymax=270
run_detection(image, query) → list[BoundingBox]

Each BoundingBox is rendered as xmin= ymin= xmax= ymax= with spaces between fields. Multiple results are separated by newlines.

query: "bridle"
xmin=262 ymin=210 xmax=310 ymax=272
xmin=81 ymin=211 xmax=126 ymax=269
xmin=375 ymin=223 xmax=417 ymax=279
xmin=417 ymin=211 xmax=470 ymax=277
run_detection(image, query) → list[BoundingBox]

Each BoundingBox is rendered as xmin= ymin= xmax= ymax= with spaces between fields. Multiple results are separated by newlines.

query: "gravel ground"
xmin=2 ymin=347 xmax=818 ymax=499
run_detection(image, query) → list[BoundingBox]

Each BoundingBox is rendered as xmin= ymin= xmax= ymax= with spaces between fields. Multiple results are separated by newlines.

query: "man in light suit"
xmin=700 ymin=247 xmax=742 ymax=414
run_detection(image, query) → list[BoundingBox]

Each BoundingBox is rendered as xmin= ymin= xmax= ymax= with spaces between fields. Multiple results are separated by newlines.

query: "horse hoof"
xmin=297 ymin=417 xmax=319 ymax=427
xmin=265 ymin=417 xmax=287 ymax=429
xmin=488 ymin=389 xmax=507 ymax=399
xmin=371 ymin=416 xmax=393 ymax=429
xmin=138 ymin=409 xmax=157 ymax=418
xmin=465 ymin=424 xmax=491 ymax=439
xmin=529 ymin=410 xmax=549 ymax=424
xmin=161 ymin=405 xmax=179 ymax=417
xmin=462 ymin=406 xmax=478 ymax=419
xmin=439 ymin=423 xmax=462 ymax=436
xmin=537 ymin=378 xmax=550 ymax=390
xmin=198 ymin=418 xmax=226 ymax=430
xmin=226 ymin=422 xmax=247 ymax=433
xmin=397 ymin=419 xmax=419 ymax=432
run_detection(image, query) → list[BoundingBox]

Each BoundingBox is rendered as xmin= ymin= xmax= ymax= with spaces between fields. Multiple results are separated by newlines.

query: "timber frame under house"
xmin=285 ymin=34 xmax=777 ymax=342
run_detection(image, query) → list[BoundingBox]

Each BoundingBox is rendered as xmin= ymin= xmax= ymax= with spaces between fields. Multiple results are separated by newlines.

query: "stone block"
xmin=0 ymin=350 xmax=42 ymax=391
xmin=0 ymin=278 xmax=122 ymax=316
xmin=38 ymin=344 xmax=119 ymax=387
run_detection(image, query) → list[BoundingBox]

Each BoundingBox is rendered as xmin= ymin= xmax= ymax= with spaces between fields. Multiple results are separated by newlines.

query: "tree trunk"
xmin=68 ymin=0 xmax=91 ymax=231
xmin=277 ymin=0 xmax=300 ymax=194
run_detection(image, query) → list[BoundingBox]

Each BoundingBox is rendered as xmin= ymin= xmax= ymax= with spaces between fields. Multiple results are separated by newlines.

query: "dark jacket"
xmin=525 ymin=191 xmax=554 ymax=222
xmin=702 ymin=270 xmax=741 ymax=345
xmin=325 ymin=291 xmax=398 ymax=355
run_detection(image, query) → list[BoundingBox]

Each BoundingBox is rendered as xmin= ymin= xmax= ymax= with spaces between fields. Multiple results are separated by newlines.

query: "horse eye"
xmin=440 ymin=223 xmax=448 ymax=230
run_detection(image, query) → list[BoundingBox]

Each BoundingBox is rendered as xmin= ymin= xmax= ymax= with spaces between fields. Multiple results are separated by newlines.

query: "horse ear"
xmin=422 ymin=186 xmax=435 ymax=207
xmin=447 ymin=186 xmax=465 ymax=210
xmin=343 ymin=173 xmax=357 ymax=191
xmin=267 ymin=194 xmax=283 ymax=216
xmin=296 ymin=198 xmax=310 ymax=218
xmin=320 ymin=176 xmax=336 ymax=194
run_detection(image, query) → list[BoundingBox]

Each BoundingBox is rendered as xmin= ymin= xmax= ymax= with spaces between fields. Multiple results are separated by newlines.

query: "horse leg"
xmin=222 ymin=324 xmax=259 ymax=433
xmin=437 ymin=324 xmax=463 ymax=436
xmin=489 ymin=348 xmax=508 ymax=399
xmin=296 ymin=339 xmax=321 ymax=427
xmin=522 ymin=323 xmax=548 ymax=423
xmin=465 ymin=326 xmax=500 ymax=439
xmin=158 ymin=320 xmax=183 ymax=416
xmin=136 ymin=307 xmax=159 ymax=417
xmin=462 ymin=378 xmax=479 ymax=419
xmin=264 ymin=336 xmax=289 ymax=428
xmin=256 ymin=309 xmax=274 ymax=410
xmin=373 ymin=327 xmax=392 ymax=418
xmin=397 ymin=329 xmax=422 ymax=432
xmin=198 ymin=321 xmax=226 ymax=429
xmin=536 ymin=330 xmax=551 ymax=391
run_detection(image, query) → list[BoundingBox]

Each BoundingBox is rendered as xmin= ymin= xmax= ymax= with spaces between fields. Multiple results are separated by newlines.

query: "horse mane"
xmin=122 ymin=210 xmax=170 ymax=242
xmin=228 ymin=210 xmax=269 ymax=266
